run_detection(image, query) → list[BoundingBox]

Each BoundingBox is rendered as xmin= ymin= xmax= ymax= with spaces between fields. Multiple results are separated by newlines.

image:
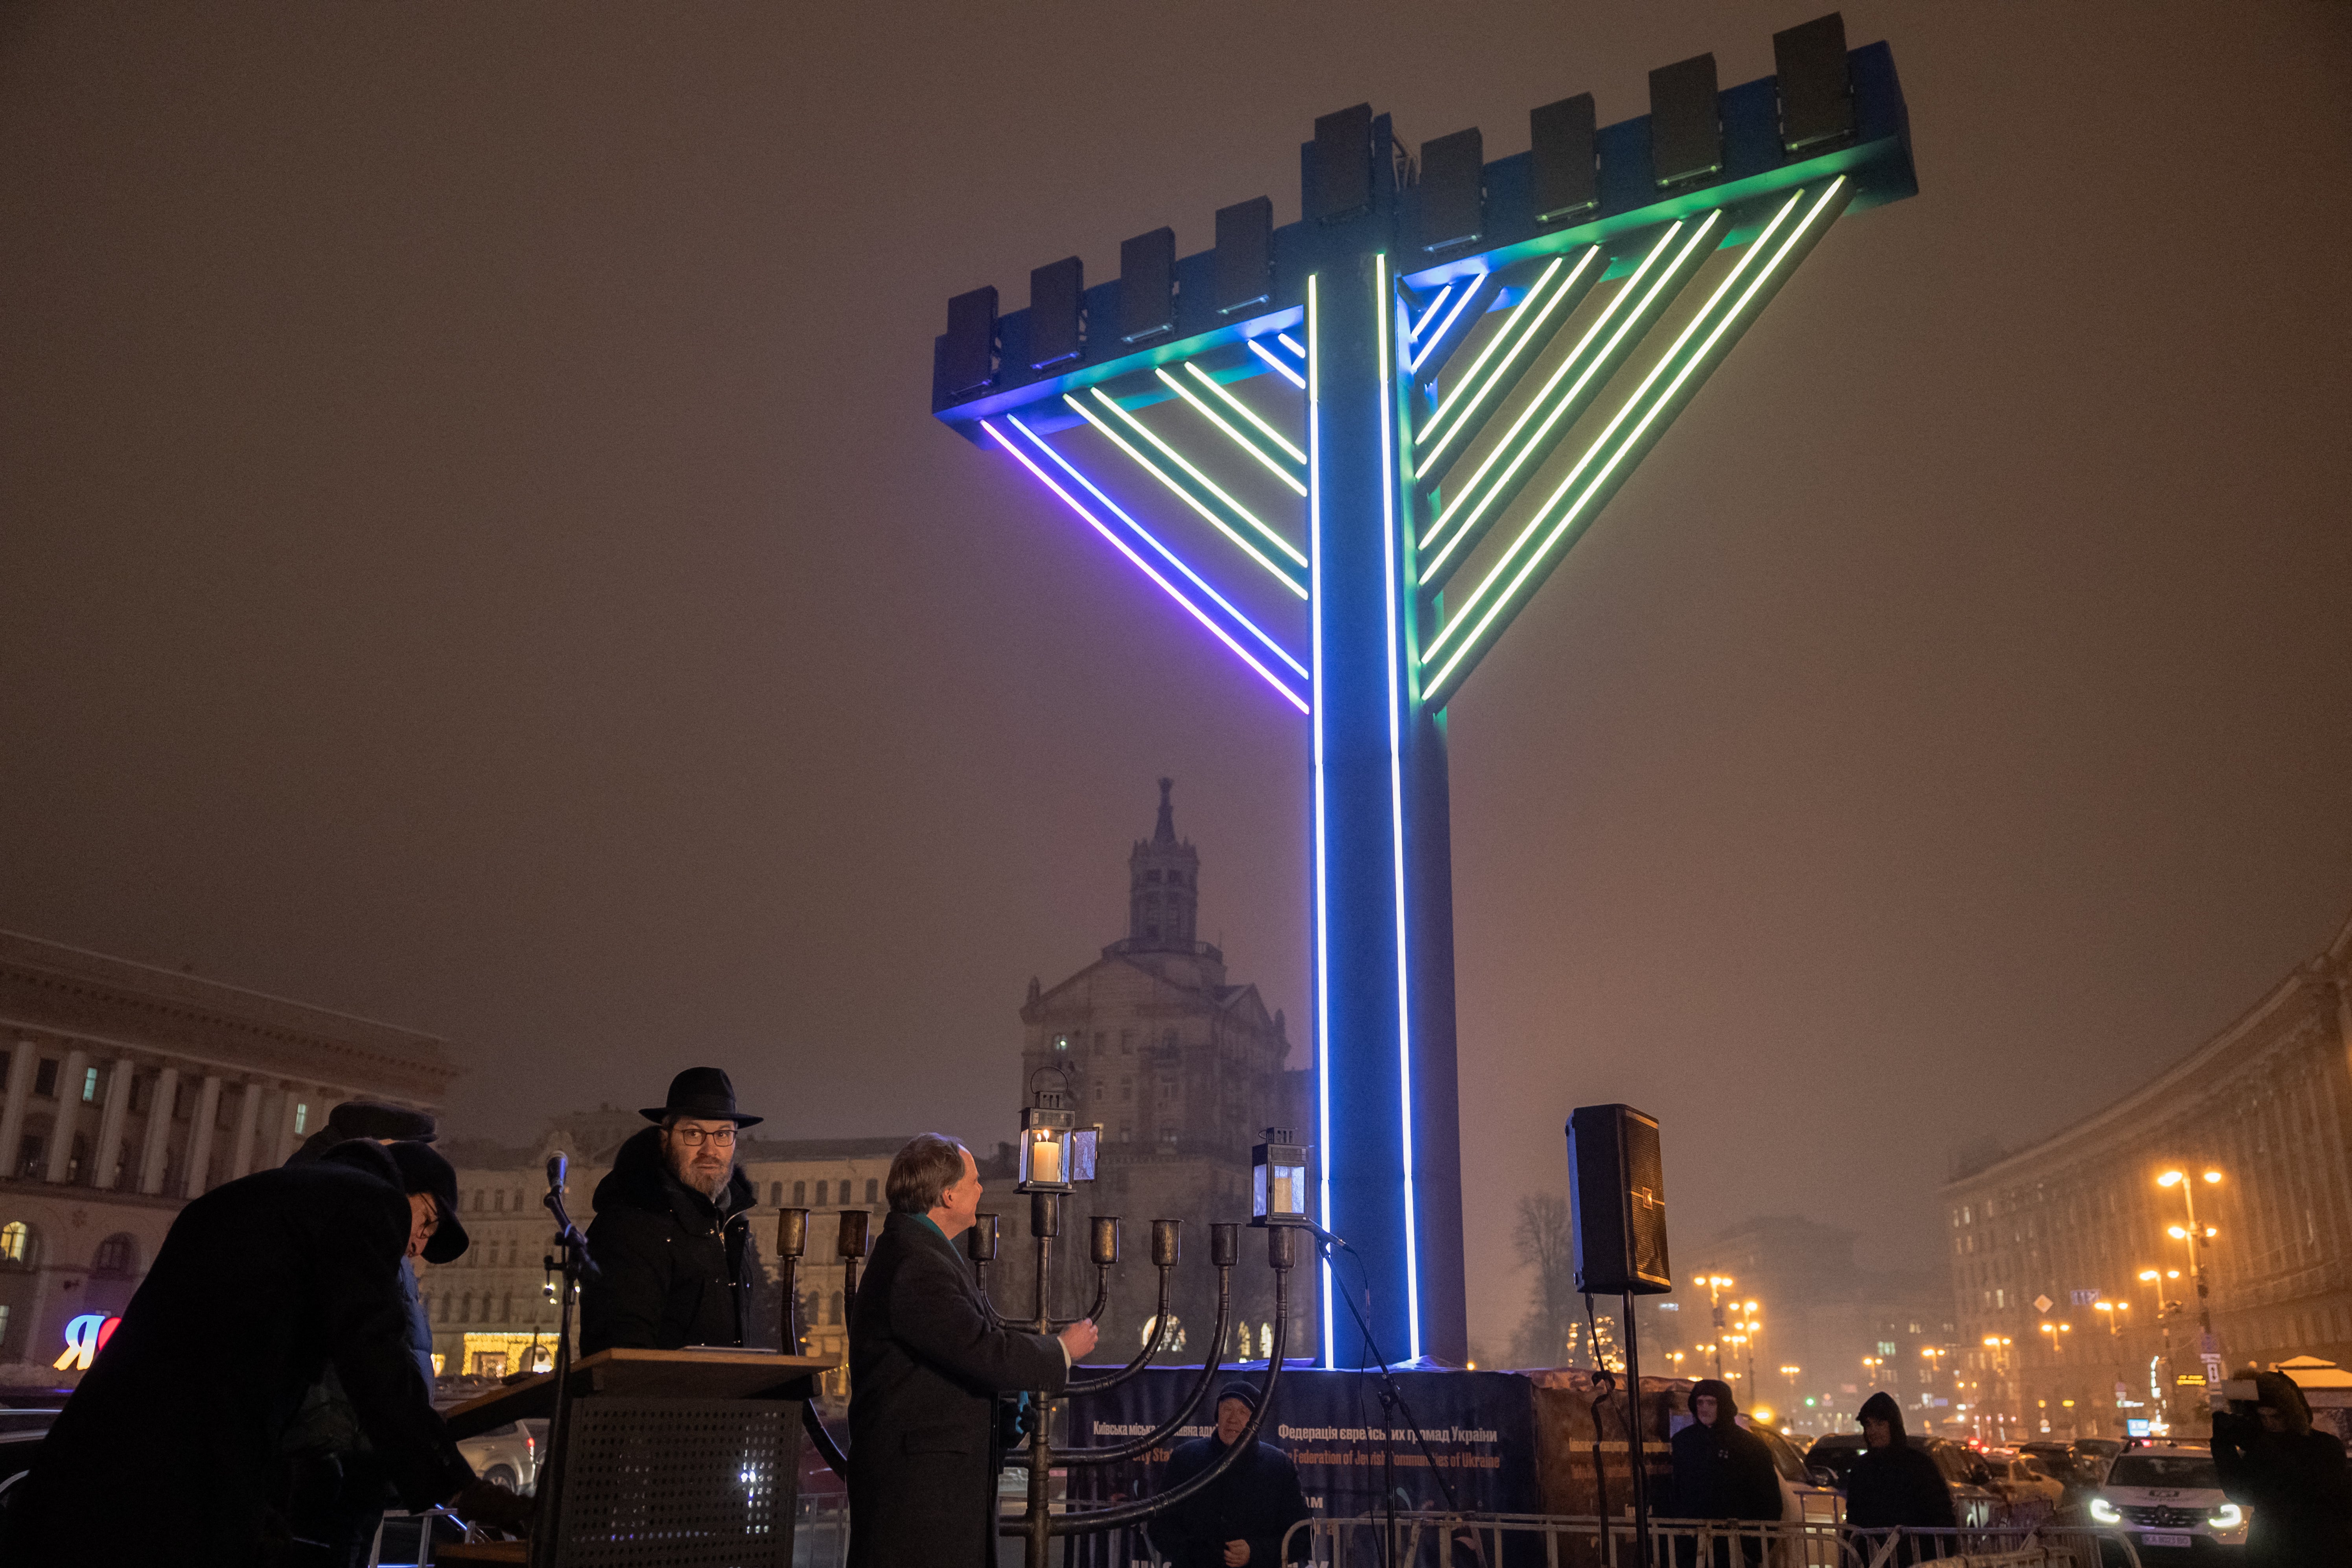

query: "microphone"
xmin=546 ymin=1153 xmax=568 ymax=1192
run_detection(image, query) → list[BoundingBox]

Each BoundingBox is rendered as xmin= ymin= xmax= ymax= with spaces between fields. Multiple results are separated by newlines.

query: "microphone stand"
xmin=1304 ymin=1225 xmax=1457 ymax=1568
xmin=529 ymin=1153 xmax=599 ymax=1568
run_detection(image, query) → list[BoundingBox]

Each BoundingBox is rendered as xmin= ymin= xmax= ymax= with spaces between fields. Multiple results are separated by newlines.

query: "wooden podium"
xmin=441 ymin=1347 xmax=838 ymax=1567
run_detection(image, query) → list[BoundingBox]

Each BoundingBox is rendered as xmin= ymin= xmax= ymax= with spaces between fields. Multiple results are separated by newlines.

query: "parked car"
xmin=2086 ymin=1443 xmax=2249 ymax=1562
xmin=456 ymin=1420 xmax=538 ymax=1493
xmin=1986 ymin=1453 xmax=2066 ymax=1513
xmin=1800 ymin=1433 xmax=1998 ymax=1527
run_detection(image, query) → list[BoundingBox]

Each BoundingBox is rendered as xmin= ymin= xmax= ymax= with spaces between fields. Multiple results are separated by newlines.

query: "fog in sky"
xmin=4 ymin=2 xmax=2348 ymax=1356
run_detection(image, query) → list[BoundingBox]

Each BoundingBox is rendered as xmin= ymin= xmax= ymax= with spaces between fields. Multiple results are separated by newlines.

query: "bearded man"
xmin=581 ymin=1067 xmax=766 ymax=1355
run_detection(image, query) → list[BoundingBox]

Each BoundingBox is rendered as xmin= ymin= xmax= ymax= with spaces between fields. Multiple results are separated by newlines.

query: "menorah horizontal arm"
xmin=1050 ymin=1258 xmax=1234 ymax=1465
xmin=1065 ymin=1262 xmax=1172 ymax=1395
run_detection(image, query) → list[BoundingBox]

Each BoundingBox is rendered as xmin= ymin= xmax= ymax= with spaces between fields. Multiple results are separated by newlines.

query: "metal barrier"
xmin=1275 ymin=1513 xmax=2144 ymax=1568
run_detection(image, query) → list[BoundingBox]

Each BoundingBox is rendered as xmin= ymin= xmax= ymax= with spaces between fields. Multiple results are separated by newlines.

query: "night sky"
xmin=4 ymin=2 xmax=2348 ymax=1357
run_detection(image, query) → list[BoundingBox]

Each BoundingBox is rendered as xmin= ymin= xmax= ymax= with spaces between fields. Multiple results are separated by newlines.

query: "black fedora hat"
xmin=640 ymin=1066 xmax=763 ymax=1128
xmin=383 ymin=1140 xmax=470 ymax=1264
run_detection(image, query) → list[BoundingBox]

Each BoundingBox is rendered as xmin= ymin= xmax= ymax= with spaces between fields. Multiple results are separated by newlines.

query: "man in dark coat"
xmin=2 ymin=1140 xmax=522 ymax=1566
xmin=1151 ymin=1381 xmax=1311 ymax=1567
xmin=582 ymin=1066 xmax=768 ymax=1355
xmin=847 ymin=1133 xmax=1096 ymax=1568
xmin=1844 ymin=1390 xmax=1954 ymax=1562
xmin=1669 ymin=1378 xmax=1783 ymax=1564
xmin=2213 ymin=1367 xmax=2352 ymax=1566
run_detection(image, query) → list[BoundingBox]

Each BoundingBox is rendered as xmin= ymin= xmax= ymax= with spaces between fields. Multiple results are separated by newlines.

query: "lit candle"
xmin=1274 ymin=1170 xmax=1297 ymax=1217
xmin=1030 ymin=1133 xmax=1063 ymax=1186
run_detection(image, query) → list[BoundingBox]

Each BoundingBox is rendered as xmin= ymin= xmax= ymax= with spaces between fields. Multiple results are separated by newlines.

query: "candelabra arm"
xmin=1052 ymin=1262 xmax=1111 ymax=1331
xmin=1067 ymin=1262 xmax=1174 ymax=1396
xmin=1053 ymin=1261 xmax=1235 ymax=1466
xmin=1042 ymin=1258 xmax=1291 ymax=1531
xmin=972 ymin=1259 xmax=1024 ymax=1329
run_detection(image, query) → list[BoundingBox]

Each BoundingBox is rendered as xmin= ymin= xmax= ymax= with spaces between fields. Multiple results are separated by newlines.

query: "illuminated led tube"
xmin=1407 ymin=274 xmax=1485 ymax=375
xmin=1249 ymin=339 xmax=1307 ymax=390
xmin=1065 ymin=394 xmax=1308 ymax=599
xmin=1155 ymin=367 xmax=1306 ymax=496
xmin=1183 ymin=361 xmax=1306 ymax=465
xmin=1417 ymin=216 xmax=1717 ymax=582
xmin=984 ymin=420 xmax=1308 ymax=713
xmin=1423 ymin=182 xmax=1846 ymax=702
xmin=1407 ymin=283 xmax=1455 ymax=345
xmin=1087 ymin=388 xmax=1306 ymax=568
xmin=1413 ymin=248 xmax=1598 ymax=475
xmin=1306 ymin=271 xmax=1336 ymax=1369
xmin=1277 ymin=333 xmax=1305 ymax=359
xmin=1004 ymin=414 xmax=1306 ymax=682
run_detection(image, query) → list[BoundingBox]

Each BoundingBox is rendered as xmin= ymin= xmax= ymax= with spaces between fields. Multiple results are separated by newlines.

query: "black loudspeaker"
xmin=1027 ymin=256 xmax=1084 ymax=371
xmin=1567 ymin=1104 xmax=1672 ymax=1295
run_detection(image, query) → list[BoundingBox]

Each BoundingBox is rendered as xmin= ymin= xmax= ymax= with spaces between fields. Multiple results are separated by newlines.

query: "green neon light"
xmin=1184 ymin=361 xmax=1306 ymax=465
xmin=1089 ymin=387 xmax=1307 ymax=569
xmin=1414 ymin=248 xmax=1596 ymax=478
xmin=1423 ymin=183 xmax=1840 ymax=695
xmin=1155 ymin=367 xmax=1307 ymax=497
xmin=1065 ymin=393 xmax=1308 ymax=598
xmin=1416 ymin=216 xmax=1719 ymax=585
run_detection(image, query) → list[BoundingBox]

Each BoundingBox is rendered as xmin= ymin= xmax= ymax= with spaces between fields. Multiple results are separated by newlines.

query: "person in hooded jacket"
xmin=1151 ymin=1382 xmax=1312 ymax=1567
xmin=2212 ymin=1367 xmax=2352 ymax=1566
xmin=1669 ymin=1378 xmax=1783 ymax=1566
xmin=1843 ymin=1390 xmax=1954 ymax=1562
xmin=581 ymin=1067 xmax=769 ymax=1356
xmin=0 ymin=1139 xmax=526 ymax=1566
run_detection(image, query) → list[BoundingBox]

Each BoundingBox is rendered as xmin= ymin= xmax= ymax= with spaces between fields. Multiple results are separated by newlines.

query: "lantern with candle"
xmin=1250 ymin=1126 xmax=1310 ymax=1227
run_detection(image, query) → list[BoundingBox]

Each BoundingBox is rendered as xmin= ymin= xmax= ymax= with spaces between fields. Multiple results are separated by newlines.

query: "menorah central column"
xmin=1307 ymin=211 xmax=1467 ymax=1369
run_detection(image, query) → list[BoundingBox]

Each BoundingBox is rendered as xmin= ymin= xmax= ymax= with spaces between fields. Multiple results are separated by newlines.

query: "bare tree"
xmin=1508 ymin=1192 xmax=1582 ymax=1368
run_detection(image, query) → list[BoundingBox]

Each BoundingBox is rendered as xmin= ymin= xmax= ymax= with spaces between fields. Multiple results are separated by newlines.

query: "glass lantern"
xmin=1019 ymin=1089 xmax=1077 ymax=1193
xmin=1251 ymin=1126 xmax=1310 ymax=1227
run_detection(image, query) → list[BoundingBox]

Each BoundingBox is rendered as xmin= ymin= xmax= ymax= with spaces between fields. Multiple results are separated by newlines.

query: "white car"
xmin=1989 ymin=1454 xmax=2065 ymax=1513
xmin=2086 ymin=1443 xmax=2249 ymax=1559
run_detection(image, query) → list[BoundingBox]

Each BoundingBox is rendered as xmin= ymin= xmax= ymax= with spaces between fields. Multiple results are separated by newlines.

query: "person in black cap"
xmin=1151 ymin=1380 xmax=1310 ymax=1568
xmin=1669 ymin=1378 xmax=1783 ymax=1566
xmin=580 ymin=1066 xmax=769 ymax=1356
xmin=2 ymin=1139 xmax=528 ymax=1566
xmin=286 ymin=1100 xmax=443 ymax=1389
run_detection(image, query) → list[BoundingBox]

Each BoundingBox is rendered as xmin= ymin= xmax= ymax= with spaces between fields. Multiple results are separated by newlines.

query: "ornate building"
xmin=995 ymin=781 xmax=1316 ymax=1365
xmin=1942 ymin=908 xmax=2352 ymax=1441
xmin=0 ymin=929 xmax=456 ymax=1388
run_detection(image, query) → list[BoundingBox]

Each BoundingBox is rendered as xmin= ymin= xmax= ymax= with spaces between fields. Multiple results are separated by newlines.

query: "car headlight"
xmin=2208 ymin=1504 xmax=2242 ymax=1529
xmin=2088 ymin=1498 xmax=2121 ymax=1524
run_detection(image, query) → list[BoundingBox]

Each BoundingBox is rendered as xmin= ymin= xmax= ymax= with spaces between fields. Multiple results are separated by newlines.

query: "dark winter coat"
xmin=846 ymin=1211 xmax=1067 ymax=1568
xmin=1151 ymin=1432 xmax=1313 ymax=1567
xmin=1670 ymin=1380 xmax=1783 ymax=1522
xmin=2 ymin=1142 xmax=473 ymax=1567
xmin=1843 ymin=1392 xmax=1955 ymax=1534
xmin=580 ymin=1126 xmax=763 ymax=1356
xmin=2214 ymin=1410 xmax=2352 ymax=1566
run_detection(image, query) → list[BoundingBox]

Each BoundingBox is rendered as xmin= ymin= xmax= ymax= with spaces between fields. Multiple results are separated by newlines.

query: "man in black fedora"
xmin=581 ymin=1067 xmax=770 ymax=1356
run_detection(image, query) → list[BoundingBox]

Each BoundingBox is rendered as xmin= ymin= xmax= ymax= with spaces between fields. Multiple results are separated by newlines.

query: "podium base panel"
xmin=552 ymin=1397 xmax=802 ymax=1568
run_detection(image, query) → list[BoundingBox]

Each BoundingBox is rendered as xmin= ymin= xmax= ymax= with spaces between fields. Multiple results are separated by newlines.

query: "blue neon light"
xmin=1407 ymin=284 xmax=1455 ymax=344
xmin=1376 ymin=253 xmax=1421 ymax=1362
xmin=1063 ymin=393 xmax=1309 ymax=599
xmin=1003 ymin=415 xmax=1307 ymax=683
xmin=1251 ymin=339 xmax=1307 ymax=390
xmin=1406 ymin=272 xmax=1484 ymax=376
xmin=985 ymin=420 xmax=1309 ymax=713
xmin=1306 ymin=272 xmax=1336 ymax=1371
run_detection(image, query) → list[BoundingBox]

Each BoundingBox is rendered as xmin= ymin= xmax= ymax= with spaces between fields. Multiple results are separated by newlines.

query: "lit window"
xmin=293 ymin=1103 xmax=308 ymax=1135
xmin=1054 ymin=1036 xmax=1070 ymax=1052
xmin=0 ymin=1222 xmax=27 ymax=1263
xmin=81 ymin=1067 xmax=99 ymax=1104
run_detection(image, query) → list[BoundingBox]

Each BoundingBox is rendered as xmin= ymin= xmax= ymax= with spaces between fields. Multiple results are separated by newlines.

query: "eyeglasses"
xmin=670 ymin=1126 xmax=738 ymax=1148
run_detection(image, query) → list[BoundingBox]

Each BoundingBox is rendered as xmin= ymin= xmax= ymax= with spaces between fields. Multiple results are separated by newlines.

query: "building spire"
xmin=1124 ymin=778 xmax=1200 ymax=951
xmin=1154 ymin=776 xmax=1176 ymax=845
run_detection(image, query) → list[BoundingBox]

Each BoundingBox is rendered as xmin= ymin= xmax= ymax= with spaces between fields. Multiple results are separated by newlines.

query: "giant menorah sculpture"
xmin=930 ymin=13 xmax=1917 ymax=1367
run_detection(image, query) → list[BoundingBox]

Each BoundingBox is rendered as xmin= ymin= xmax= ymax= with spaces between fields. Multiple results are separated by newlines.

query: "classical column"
xmin=267 ymin=1088 xmax=304 ymax=1167
xmin=137 ymin=1065 xmax=181 ymax=1195
xmin=89 ymin=1057 xmax=134 ymax=1190
xmin=183 ymin=1075 xmax=225 ymax=1196
xmin=0 ymin=1043 xmax=37 ymax=1180
xmin=45 ymin=1048 xmax=90 ymax=1183
xmin=227 ymin=1081 xmax=264 ymax=1183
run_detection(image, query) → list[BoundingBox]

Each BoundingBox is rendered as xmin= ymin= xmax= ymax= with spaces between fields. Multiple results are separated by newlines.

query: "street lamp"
xmin=2094 ymin=1301 xmax=2130 ymax=1435
xmin=2157 ymin=1168 xmax=2223 ymax=1376
xmin=1695 ymin=1275 xmax=1737 ymax=1378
